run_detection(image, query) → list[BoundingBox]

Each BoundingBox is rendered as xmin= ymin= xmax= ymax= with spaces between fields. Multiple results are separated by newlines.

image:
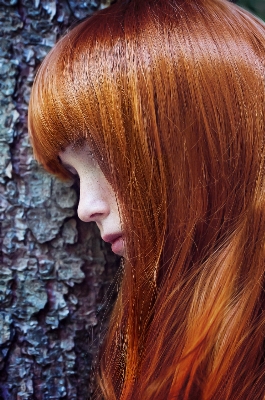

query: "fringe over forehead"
xmin=28 ymin=0 xmax=265 ymax=194
xmin=28 ymin=3 xmax=134 ymax=181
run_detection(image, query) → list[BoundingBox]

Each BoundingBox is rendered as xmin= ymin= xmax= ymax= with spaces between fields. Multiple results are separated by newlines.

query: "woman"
xmin=28 ymin=0 xmax=265 ymax=398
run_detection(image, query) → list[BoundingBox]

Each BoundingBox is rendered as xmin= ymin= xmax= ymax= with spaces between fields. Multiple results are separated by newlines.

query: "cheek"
xmin=107 ymin=185 xmax=120 ymax=216
xmin=104 ymin=182 xmax=122 ymax=225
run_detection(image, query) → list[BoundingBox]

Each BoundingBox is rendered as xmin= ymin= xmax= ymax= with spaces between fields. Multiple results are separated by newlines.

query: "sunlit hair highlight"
xmin=28 ymin=0 xmax=265 ymax=398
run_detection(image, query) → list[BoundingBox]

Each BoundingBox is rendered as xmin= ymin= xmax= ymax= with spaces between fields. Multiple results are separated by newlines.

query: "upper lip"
xmin=102 ymin=233 xmax=123 ymax=244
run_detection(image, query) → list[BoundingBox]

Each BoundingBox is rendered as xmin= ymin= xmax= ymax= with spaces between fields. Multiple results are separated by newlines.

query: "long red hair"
xmin=28 ymin=0 xmax=265 ymax=398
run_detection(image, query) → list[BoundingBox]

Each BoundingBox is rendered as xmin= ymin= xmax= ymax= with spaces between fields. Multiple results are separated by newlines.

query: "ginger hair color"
xmin=28 ymin=0 xmax=265 ymax=398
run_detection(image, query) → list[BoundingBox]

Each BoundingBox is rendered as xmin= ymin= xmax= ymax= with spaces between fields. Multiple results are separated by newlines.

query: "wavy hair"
xmin=28 ymin=0 xmax=265 ymax=398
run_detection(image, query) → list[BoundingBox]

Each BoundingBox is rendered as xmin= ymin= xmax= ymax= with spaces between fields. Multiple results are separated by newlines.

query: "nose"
xmin=77 ymin=181 xmax=110 ymax=223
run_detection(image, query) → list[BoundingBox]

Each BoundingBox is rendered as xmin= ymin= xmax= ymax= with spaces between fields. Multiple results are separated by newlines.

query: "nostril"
xmin=89 ymin=212 xmax=104 ymax=219
xmin=77 ymin=200 xmax=110 ymax=223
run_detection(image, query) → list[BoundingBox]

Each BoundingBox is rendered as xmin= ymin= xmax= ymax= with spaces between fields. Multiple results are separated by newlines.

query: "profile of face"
xmin=59 ymin=145 xmax=124 ymax=257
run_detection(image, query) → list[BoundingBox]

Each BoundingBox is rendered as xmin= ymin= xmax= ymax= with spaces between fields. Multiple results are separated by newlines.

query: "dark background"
xmin=0 ymin=0 xmax=264 ymax=399
xmin=237 ymin=0 xmax=265 ymax=20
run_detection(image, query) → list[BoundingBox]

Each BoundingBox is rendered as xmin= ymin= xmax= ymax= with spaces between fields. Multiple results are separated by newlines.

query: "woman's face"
xmin=58 ymin=145 xmax=124 ymax=256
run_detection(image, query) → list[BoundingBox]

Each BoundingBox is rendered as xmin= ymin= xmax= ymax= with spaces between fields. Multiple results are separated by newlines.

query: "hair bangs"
xmin=28 ymin=12 xmax=132 ymax=185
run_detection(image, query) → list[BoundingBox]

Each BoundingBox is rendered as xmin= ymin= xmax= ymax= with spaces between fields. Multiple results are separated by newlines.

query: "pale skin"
xmin=58 ymin=145 xmax=124 ymax=256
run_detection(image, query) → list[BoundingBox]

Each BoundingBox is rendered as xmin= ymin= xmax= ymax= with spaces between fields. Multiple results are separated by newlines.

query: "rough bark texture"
xmin=0 ymin=0 xmax=263 ymax=399
xmin=0 ymin=1 xmax=120 ymax=399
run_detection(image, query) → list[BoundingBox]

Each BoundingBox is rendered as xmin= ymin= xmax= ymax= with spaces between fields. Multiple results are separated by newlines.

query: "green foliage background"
xmin=237 ymin=0 xmax=265 ymax=20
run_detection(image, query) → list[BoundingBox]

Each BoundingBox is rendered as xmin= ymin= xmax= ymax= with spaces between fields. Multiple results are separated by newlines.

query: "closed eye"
xmin=58 ymin=156 xmax=78 ymax=178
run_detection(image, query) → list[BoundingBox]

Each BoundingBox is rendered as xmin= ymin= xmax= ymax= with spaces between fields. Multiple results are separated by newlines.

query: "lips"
xmin=102 ymin=233 xmax=124 ymax=256
xmin=102 ymin=233 xmax=122 ymax=244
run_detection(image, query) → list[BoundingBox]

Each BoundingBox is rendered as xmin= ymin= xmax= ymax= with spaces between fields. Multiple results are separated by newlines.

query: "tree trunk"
xmin=0 ymin=1 xmax=120 ymax=399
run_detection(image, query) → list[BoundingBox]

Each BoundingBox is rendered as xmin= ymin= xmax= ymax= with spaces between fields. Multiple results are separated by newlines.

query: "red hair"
xmin=28 ymin=0 xmax=265 ymax=398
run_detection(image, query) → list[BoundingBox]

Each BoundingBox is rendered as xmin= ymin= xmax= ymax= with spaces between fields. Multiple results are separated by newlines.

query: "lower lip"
xmin=111 ymin=237 xmax=124 ymax=256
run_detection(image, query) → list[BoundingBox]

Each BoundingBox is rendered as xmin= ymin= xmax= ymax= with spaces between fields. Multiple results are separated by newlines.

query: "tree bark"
xmin=0 ymin=1 xmax=119 ymax=399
